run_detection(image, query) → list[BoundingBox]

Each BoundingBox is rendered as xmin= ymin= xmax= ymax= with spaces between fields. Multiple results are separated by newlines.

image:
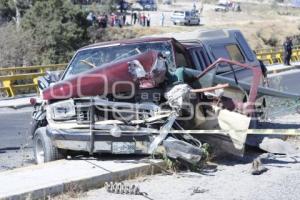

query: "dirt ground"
xmin=0 ymin=148 xmax=34 ymax=171
xmin=56 ymin=149 xmax=300 ymax=200
xmin=129 ymin=1 xmax=300 ymax=49
xmin=86 ymin=161 xmax=300 ymax=200
xmin=202 ymin=2 xmax=300 ymax=49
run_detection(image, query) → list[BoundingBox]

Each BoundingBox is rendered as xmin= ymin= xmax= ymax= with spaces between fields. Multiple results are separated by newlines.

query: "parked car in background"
xmin=214 ymin=0 xmax=241 ymax=12
xmin=131 ymin=3 xmax=144 ymax=11
xmin=120 ymin=0 xmax=130 ymax=11
xmin=214 ymin=3 xmax=229 ymax=12
xmin=163 ymin=0 xmax=172 ymax=5
xmin=113 ymin=0 xmax=130 ymax=12
xmin=143 ymin=3 xmax=157 ymax=11
xmin=137 ymin=0 xmax=158 ymax=11
xmin=171 ymin=10 xmax=200 ymax=25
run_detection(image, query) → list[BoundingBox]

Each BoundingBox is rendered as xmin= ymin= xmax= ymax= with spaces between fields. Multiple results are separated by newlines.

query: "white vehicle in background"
xmin=163 ymin=0 xmax=172 ymax=5
xmin=214 ymin=0 xmax=241 ymax=12
xmin=171 ymin=10 xmax=200 ymax=25
xmin=131 ymin=3 xmax=143 ymax=11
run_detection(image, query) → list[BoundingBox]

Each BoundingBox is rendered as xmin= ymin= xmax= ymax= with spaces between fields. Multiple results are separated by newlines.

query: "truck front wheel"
xmin=33 ymin=127 xmax=65 ymax=164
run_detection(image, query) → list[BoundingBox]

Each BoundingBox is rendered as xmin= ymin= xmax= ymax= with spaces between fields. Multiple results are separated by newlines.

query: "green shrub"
xmin=88 ymin=27 xmax=138 ymax=43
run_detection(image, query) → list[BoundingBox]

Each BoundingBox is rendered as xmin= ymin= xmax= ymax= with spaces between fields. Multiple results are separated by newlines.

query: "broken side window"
xmin=226 ymin=44 xmax=245 ymax=63
xmin=173 ymin=42 xmax=191 ymax=69
xmin=235 ymin=32 xmax=255 ymax=62
xmin=210 ymin=44 xmax=245 ymax=73
xmin=211 ymin=44 xmax=245 ymax=63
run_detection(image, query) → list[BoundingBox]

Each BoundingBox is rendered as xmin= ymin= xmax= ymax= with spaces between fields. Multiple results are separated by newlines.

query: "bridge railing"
xmin=254 ymin=45 xmax=300 ymax=65
xmin=0 ymin=64 xmax=66 ymax=98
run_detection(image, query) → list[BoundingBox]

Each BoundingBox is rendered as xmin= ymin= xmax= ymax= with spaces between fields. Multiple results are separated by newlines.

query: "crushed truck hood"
xmin=42 ymin=51 xmax=163 ymax=101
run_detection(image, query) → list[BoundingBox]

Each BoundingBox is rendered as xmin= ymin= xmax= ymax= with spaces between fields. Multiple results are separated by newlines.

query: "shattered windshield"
xmin=63 ymin=41 xmax=174 ymax=79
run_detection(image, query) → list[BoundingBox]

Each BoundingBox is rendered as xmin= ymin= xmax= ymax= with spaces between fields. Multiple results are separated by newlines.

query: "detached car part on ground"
xmin=31 ymin=37 xmax=300 ymax=165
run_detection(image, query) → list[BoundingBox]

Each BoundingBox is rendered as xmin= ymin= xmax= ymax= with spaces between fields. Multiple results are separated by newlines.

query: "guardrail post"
xmin=266 ymin=55 xmax=273 ymax=65
xmin=40 ymin=68 xmax=45 ymax=73
xmin=275 ymin=53 xmax=283 ymax=64
xmin=2 ymin=80 xmax=15 ymax=97
xmin=256 ymin=55 xmax=262 ymax=60
xmin=10 ymin=69 xmax=15 ymax=76
xmin=33 ymin=77 xmax=39 ymax=94
xmin=292 ymin=52 xmax=299 ymax=62
xmin=297 ymin=50 xmax=300 ymax=61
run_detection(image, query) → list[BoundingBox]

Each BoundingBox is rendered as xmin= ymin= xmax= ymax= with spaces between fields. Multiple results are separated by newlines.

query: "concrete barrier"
xmin=0 ymin=159 xmax=164 ymax=200
xmin=0 ymin=96 xmax=37 ymax=109
xmin=266 ymin=62 xmax=300 ymax=74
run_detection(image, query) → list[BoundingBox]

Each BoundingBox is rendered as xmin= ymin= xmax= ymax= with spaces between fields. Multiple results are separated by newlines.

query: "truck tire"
xmin=33 ymin=127 xmax=65 ymax=164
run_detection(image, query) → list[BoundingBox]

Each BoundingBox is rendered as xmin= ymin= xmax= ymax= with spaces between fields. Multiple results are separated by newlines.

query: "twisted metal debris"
xmin=104 ymin=182 xmax=148 ymax=196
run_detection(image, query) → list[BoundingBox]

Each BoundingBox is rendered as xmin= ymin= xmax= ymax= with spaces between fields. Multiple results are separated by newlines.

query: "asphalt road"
xmin=0 ymin=107 xmax=34 ymax=171
xmin=0 ymin=107 xmax=33 ymax=149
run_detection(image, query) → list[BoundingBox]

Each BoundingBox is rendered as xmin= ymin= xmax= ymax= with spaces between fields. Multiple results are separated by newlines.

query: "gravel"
xmin=78 ymin=153 xmax=300 ymax=200
xmin=0 ymin=148 xmax=34 ymax=172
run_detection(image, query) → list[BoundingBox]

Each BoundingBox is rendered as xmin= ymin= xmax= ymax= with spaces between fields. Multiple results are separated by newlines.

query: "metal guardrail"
xmin=0 ymin=64 xmax=66 ymax=98
xmin=254 ymin=45 xmax=300 ymax=54
xmin=254 ymin=45 xmax=300 ymax=65
xmin=1 ymin=45 xmax=300 ymax=98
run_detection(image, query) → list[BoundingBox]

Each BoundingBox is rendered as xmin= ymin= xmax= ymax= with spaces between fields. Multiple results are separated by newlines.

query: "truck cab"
xmin=176 ymin=29 xmax=261 ymax=83
xmin=179 ymin=29 xmax=258 ymax=69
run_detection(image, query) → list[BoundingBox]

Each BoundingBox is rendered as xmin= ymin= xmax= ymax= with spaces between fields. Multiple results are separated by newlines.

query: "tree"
xmin=0 ymin=1 xmax=13 ymax=24
xmin=0 ymin=0 xmax=122 ymax=67
xmin=21 ymin=0 xmax=89 ymax=64
xmin=0 ymin=0 xmax=32 ymax=27
xmin=0 ymin=24 xmax=35 ymax=67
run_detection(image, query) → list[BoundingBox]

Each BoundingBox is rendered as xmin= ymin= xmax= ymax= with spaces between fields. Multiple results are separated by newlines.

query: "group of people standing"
xmin=131 ymin=12 xmax=151 ymax=27
xmin=130 ymin=11 xmax=165 ymax=27
xmin=86 ymin=12 xmax=128 ymax=28
xmin=87 ymin=11 xmax=166 ymax=28
xmin=87 ymin=11 xmax=157 ymax=28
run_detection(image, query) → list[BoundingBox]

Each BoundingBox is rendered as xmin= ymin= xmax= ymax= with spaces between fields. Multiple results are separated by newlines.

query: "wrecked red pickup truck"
xmin=31 ymin=33 xmax=300 ymax=165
